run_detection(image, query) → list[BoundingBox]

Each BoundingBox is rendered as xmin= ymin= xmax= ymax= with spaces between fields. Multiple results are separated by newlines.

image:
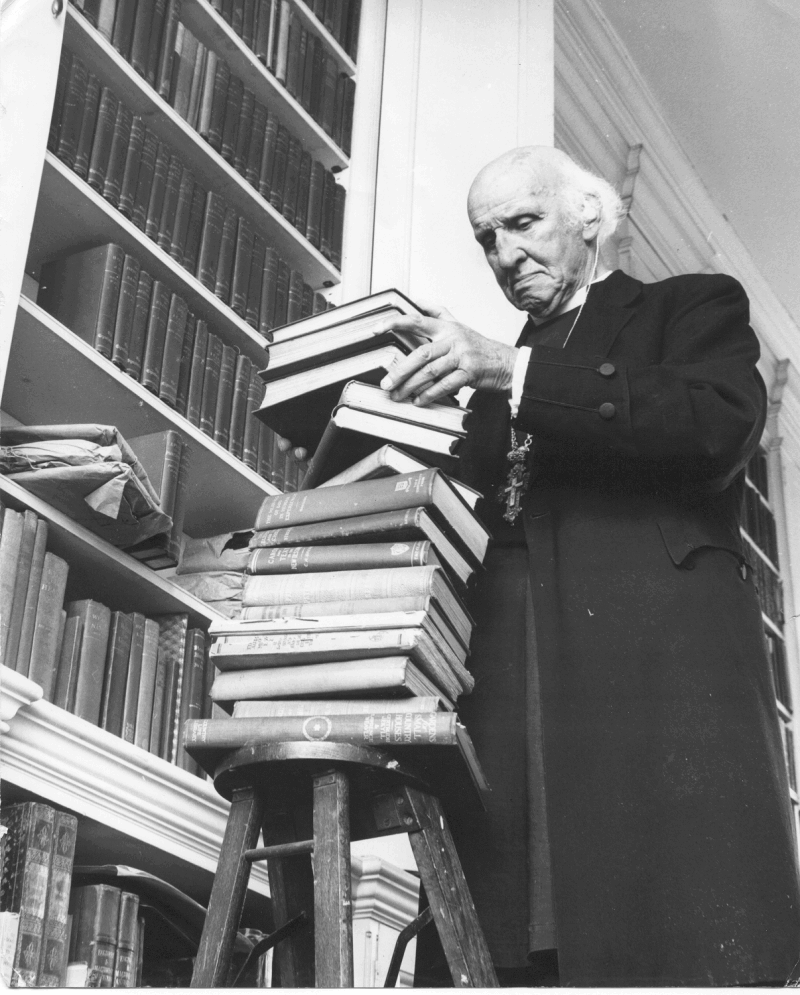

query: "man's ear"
xmin=581 ymin=193 xmax=602 ymax=243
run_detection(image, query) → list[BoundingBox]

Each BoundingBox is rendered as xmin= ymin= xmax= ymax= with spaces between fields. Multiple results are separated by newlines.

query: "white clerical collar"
xmin=529 ymin=270 xmax=612 ymax=326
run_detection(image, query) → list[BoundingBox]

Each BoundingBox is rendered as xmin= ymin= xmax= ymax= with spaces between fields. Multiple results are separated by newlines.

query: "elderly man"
xmin=379 ymin=147 xmax=800 ymax=986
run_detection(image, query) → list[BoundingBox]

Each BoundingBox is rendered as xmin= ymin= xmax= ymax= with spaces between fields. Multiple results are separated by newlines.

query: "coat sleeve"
xmin=514 ymin=275 xmax=767 ymax=488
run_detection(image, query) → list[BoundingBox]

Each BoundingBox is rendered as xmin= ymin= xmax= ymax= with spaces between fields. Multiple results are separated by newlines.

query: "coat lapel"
xmin=563 ymin=269 xmax=642 ymax=359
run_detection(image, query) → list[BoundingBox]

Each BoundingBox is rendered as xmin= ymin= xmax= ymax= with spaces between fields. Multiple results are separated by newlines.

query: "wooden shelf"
xmin=181 ymin=0 xmax=352 ymax=167
xmin=0 ymin=476 xmax=217 ymax=628
xmin=63 ymin=5 xmax=341 ymax=287
xmin=4 ymin=296 xmax=280 ymax=537
xmin=30 ymin=155 xmax=270 ymax=367
xmin=0 ymin=666 xmax=271 ymax=905
xmin=290 ymin=0 xmax=357 ymax=78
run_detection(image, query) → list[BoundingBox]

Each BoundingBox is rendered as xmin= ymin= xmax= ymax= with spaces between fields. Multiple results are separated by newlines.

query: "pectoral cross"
xmin=497 ymin=440 xmax=532 ymax=524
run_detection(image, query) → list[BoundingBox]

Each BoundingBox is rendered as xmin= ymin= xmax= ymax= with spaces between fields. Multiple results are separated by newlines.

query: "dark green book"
xmin=305 ymin=158 xmax=324 ymax=247
xmin=48 ymin=49 xmax=71 ymax=154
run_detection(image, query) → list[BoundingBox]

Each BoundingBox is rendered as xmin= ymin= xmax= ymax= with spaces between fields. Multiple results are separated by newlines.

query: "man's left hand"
xmin=377 ymin=303 xmax=518 ymax=406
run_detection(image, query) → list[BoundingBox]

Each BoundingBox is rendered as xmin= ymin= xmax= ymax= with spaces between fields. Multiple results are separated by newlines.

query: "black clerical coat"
xmin=452 ymin=270 xmax=800 ymax=986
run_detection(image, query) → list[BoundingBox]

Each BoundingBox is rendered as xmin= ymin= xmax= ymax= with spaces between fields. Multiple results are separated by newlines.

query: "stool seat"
xmin=191 ymin=743 xmax=499 ymax=988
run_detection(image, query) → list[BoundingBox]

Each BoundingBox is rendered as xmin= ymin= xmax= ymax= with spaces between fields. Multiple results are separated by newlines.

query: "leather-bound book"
xmin=246 ymin=233 xmax=266 ymax=328
xmin=14 ymin=518 xmax=48 ymax=677
xmin=199 ymin=333 xmax=224 ymax=435
xmin=73 ymin=72 xmax=101 ymax=181
xmin=133 ymin=618 xmax=161 ymax=750
xmin=242 ymin=369 xmax=265 ymax=469
xmin=197 ymin=49 xmax=218 ymax=140
xmin=112 ymin=892 xmax=140 ymax=987
xmin=256 ymin=113 xmax=278 ymax=204
xmin=320 ymin=168 xmax=336 ymax=259
xmin=345 ymin=0 xmax=361 ymax=59
xmin=214 ymin=344 xmax=239 ymax=447
xmin=117 ymin=114 xmax=145 ymax=217
xmin=267 ymin=427 xmax=284 ymax=488
xmin=319 ymin=52 xmax=338 ymax=135
xmin=242 ymin=0 xmax=257 ymax=47
xmin=186 ymin=42 xmax=208 ymax=129
xmin=55 ymin=54 xmax=87 ymax=170
xmin=333 ymin=71 xmax=346 ymax=147
xmin=87 ymin=86 xmax=119 ymax=193
xmin=65 ymin=599 xmax=112 ymax=726
xmin=273 ymin=0 xmax=291 ymax=83
xmin=159 ymin=294 xmax=189 ymax=408
xmin=214 ymin=206 xmax=239 ymax=302
xmin=233 ymin=87 xmax=255 ymax=175
xmin=281 ymin=134 xmax=301 ymax=225
xmin=228 ymin=353 xmax=253 ymax=458
xmin=300 ymin=31 xmax=315 ymax=111
xmin=48 ymin=50 xmax=71 ymax=155
xmin=157 ymin=154 xmax=184 ymax=252
xmin=111 ymin=253 xmax=141 ymax=370
xmin=294 ymin=150 xmax=312 ymax=234
xmin=220 ymin=74 xmax=244 ymax=164
xmin=230 ymin=217 xmax=254 ymax=317
xmin=144 ymin=141 xmax=170 ymax=240
xmin=175 ymin=629 xmax=207 ymax=773
xmin=185 ymin=318 xmax=209 ymax=427
xmin=259 ymin=245 xmax=279 ymax=338
xmin=129 ymin=430 xmax=183 ymax=523
xmin=145 ymin=0 xmax=168 ymax=86
xmin=99 ymin=612 xmax=134 ymax=737
xmin=269 ymin=124 xmax=289 ymax=211
xmin=174 ymin=311 xmax=197 ymax=416
xmin=245 ymin=99 xmax=267 ymax=188
xmin=301 ymin=280 xmax=314 ymax=318
xmin=110 ymin=0 xmax=136 ymax=60
xmin=341 ymin=75 xmax=356 ymax=156
xmin=169 ymin=168 xmax=196 ymax=261
xmin=52 ymin=615 xmax=83 ymax=712
xmin=230 ymin=0 xmax=245 ymax=35
xmin=331 ymin=182 xmax=346 ymax=269
xmin=103 ymin=102 xmax=133 ymax=208
xmin=286 ymin=267 xmax=304 ymax=324
xmin=305 ymin=159 xmax=324 ymax=247
xmin=38 ymin=242 xmax=125 ymax=360
xmin=141 ymin=280 xmax=172 ymax=392
xmin=4 ymin=509 xmax=38 ymax=674
xmin=130 ymin=128 xmax=158 ymax=230
xmin=284 ymin=14 xmax=302 ymax=99
xmin=254 ymin=0 xmax=274 ymax=64
xmin=156 ymin=614 xmax=190 ymax=762
xmin=156 ymin=0 xmax=182 ymax=101
xmin=68 ymin=885 xmax=121 ymax=987
xmin=124 ymin=269 xmax=154 ymax=381
xmin=206 ymin=58 xmax=231 ymax=153
xmin=37 ymin=809 xmax=78 ymax=988
xmin=273 ymin=257 xmax=290 ymax=328
xmin=182 ymin=182 xmax=207 ymax=273
xmin=309 ymin=32 xmax=324 ymax=120
xmin=196 ymin=190 xmax=226 ymax=288
xmin=172 ymin=28 xmax=199 ymax=120
xmin=120 ymin=613 xmax=146 ymax=743
xmin=129 ymin=1 xmax=154 ymax=77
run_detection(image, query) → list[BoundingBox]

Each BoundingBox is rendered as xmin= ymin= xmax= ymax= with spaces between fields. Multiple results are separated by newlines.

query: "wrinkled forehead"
xmin=467 ymin=160 xmax=563 ymax=228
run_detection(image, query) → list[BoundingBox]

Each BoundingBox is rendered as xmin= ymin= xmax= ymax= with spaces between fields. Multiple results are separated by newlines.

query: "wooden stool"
xmin=190 ymin=741 xmax=499 ymax=988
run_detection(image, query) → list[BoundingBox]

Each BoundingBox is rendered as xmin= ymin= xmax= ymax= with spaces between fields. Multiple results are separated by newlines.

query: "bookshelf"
xmin=0 ymin=0 xmax=380 ymax=968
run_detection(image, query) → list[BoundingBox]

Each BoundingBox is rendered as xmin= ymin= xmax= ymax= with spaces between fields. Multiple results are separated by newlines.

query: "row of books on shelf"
xmin=49 ymin=46 xmax=346 ymax=317
xmin=69 ymin=0 xmax=359 ymax=154
xmin=0 ymin=801 xmax=271 ymax=988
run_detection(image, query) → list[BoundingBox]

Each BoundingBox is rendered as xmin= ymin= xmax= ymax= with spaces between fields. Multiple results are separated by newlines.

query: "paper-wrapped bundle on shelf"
xmin=170 ymin=531 xmax=252 ymax=618
xmin=0 ymin=424 xmax=171 ymax=547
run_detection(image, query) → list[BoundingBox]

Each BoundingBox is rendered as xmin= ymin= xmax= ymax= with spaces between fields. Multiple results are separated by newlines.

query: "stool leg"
xmin=405 ymin=787 xmax=499 ymax=987
xmin=192 ymin=785 xmax=265 ymax=988
xmin=312 ymin=769 xmax=353 ymax=987
xmin=263 ymin=811 xmax=316 ymax=987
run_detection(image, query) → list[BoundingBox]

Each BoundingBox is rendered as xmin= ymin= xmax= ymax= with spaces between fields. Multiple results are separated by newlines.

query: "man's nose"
xmin=494 ymin=229 xmax=526 ymax=269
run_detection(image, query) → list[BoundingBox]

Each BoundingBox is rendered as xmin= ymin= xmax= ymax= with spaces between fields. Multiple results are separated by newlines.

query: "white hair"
xmin=556 ymin=156 xmax=626 ymax=247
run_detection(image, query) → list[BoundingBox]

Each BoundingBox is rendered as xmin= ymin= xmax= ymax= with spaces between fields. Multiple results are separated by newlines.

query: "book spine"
xmin=133 ymin=618 xmax=161 ymax=751
xmin=5 ymin=510 xmax=38 ymax=673
xmin=27 ymin=556 xmax=70 ymax=700
xmin=52 ymin=615 xmax=83 ymax=712
xmin=242 ymin=0 xmax=257 ymax=47
xmin=99 ymin=611 xmax=134 ymax=737
xmin=110 ymin=0 xmax=136 ymax=59
xmin=36 ymin=811 xmax=78 ymax=987
xmin=286 ymin=267 xmax=304 ymax=324
xmin=56 ymin=55 xmax=88 ymax=170
xmin=305 ymin=160 xmax=324 ymax=248
xmin=185 ymin=713 xmax=456 ymax=748
xmin=257 ymin=111 xmax=278 ymax=199
xmin=206 ymin=58 xmax=231 ymax=152
xmin=230 ymin=217 xmax=254 ymax=317
xmin=112 ymin=893 xmax=140 ymax=988
xmin=332 ymin=70 xmax=346 ymax=148
xmin=141 ymin=280 xmax=172 ymax=392
xmin=331 ymin=182 xmax=346 ymax=269
xmin=320 ymin=168 xmax=336 ymax=259
xmin=186 ymin=319 xmax=209 ymax=427
xmin=89 ymin=244 xmax=125 ymax=359
xmin=231 ymin=0 xmax=245 ymax=35
xmin=102 ymin=101 xmax=133 ymax=208
xmin=157 ymin=614 xmax=189 ymax=762
xmin=220 ymin=74 xmax=244 ymax=164
xmin=197 ymin=49 xmax=218 ymax=140
xmin=239 ymin=596 xmax=429 ymax=619
xmin=213 ymin=344 xmax=239 ymax=447
xmin=245 ymin=100 xmax=268 ymax=188
xmin=145 ymin=142 xmax=171 ymax=240
xmin=281 ymin=135 xmax=302 ymax=225
xmin=214 ymin=206 xmax=239 ymax=303
xmin=269 ymin=125 xmax=289 ymax=211
xmin=131 ymin=129 xmax=158 ymax=231
xmin=166 ymin=441 xmax=191 ymax=564
xmin=248 ymin=541 xmax=433 ymax=575
xmin=286 ymin=20 xmax=304 ymax=100
xmin=274 ymin=0 xmax=292 ymax=82
xmin=268 ymin=427 xmax=284 ymax=489
xmin=228 ymin=354 xmax=253 ymax=458
xmin=68 ymin=600 xmax=112 ymax=725
xmin=124 ymin=269 xmax=153 ymax=380
xmin=242 ymin=370 xmax=265 ymax=469
xmin=175 ymin=629 xmax=207 ymax=772
xmin=254 ymin=0 xmax=273 ymax=63
xmin=182 ymin=182 xmax=207 ymax=273
xmin=156 ymin=0 xmax=182 ymax=101
xmin=48 ymin=50 xmax=71 ymax=155
xmin=73 ymin=72 xmax=101 ymax=181
xmin=273 ymin=258 xmax=290 ymax=328
xmin=319 ymin=53 xmax=338 ymax=135
xmin=294 ymin=151 xmax=312 ymax=235
xmin=196 ymin=191 xmax=226 ymax=288
xmin=14 ymin=519 xmax=48 ymax=677
xmin=146 ymin=0 xmax=169 ymax=87
xmin=246 ymin=233 xmax=266 ymax=329
xmin=300 ymin=30 xmax=315 ymax=111
xmin=70 ymin=885 xmax=121 ymax=987
xmin=233 ymin=87 xmax=256 ymax=175
xmin=159 ymin=294 xmax=189 ymax=408
xmin=117 ymin=115 xmax=145 ymax=218
xmin=169 ymin=168 xmax=196 ymax=262
xmin=309 ymin=33 xmax=324 ymax=120
xmin=111 ymin=254 xmax=141 ymax=370
xmin=300 ymin=281 xmax=314 ymax=317
xmin=130 ymin=1 xmax=155 ymax=77
xmin=87 ymin=87 xmax=119 ymax=194
xmin=233 ymin=695 xmax=442 ymax=717
xmin=121 ymin=613 xmax=146 ymax=743
xmin=242 ymin=565 xmax=435 ymax=607
xmin=157 ymin=154 xmax=184 ymax=252
xmin=341 ymin=75 xmax=355 ymax=156
xmin=258 ymin=245 xmax=278 ymax=338
xmin=186 ymin=42 xmax=208 ymax=129
xmin=199 ymin=332 xmax=223 ymax=435
xmin=175 ymin=311 xmax=197 ymax=416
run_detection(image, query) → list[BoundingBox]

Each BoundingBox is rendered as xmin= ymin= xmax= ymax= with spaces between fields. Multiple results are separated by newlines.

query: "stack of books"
xmin=183 ymin=467 xmax=492 ymax=807
xmin=67 ymin=884 xmax=141 ymax=988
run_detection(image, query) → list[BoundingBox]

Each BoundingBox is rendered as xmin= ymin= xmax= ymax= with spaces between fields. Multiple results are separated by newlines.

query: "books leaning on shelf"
xmin=67 ymin=884 xmax=141 ymax=988
xmin=0 ymin=801 xmax=79 ymax=988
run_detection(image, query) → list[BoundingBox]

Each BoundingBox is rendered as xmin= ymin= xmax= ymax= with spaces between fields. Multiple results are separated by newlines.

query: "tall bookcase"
xmin=0 ymin=0 xmax=383 ymax=950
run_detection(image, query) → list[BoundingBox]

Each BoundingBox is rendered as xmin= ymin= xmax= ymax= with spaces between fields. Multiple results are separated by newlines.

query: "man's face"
xmin=468 ymin=164 xmax=592 ymax=319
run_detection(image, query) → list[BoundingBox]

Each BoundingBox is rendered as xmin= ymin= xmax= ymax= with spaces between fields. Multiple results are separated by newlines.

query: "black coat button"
xmin=598 ymin=363 xmax=616 ymax=377
xmin=599 ymin=402 xmax=616 ymax=420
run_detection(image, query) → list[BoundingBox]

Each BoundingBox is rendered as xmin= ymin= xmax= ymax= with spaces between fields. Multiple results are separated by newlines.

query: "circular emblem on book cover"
xmin=302 ymin=716 xmax=333 ymax=741
xmin=390 ymin=543 xmax=411 ymax=555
